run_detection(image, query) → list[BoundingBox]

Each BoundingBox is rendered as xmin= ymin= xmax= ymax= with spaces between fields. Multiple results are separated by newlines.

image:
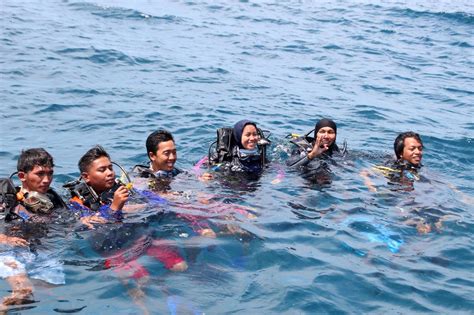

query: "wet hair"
xmin=233 ymin=119 xmax=257 ymax=149
xmin=146 ymin=130 xmax=174 ymax=158
xmin=17 ymin=148 xmax=54 ymax=173
xmin=78 ymin=145 xmax=110 ymax=173
xmin=394 ymin=132 xmax=423 ymax=159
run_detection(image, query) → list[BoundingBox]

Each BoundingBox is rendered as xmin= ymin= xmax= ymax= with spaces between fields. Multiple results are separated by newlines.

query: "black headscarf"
xmin=313 ymin=118 xmax=339 ymax=155
xmin=314 ymin=118 xmax=337 ymax=137
xmin=233 ymin=119 xmax=257 ymax=149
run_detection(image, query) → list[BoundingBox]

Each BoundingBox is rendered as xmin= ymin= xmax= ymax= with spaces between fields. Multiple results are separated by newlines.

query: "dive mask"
xmin=20 ymin=191 xmax=54 ymax=214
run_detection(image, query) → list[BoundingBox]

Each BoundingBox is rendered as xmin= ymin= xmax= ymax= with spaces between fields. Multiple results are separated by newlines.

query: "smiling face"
xmin=149 ymin=140 xmax=177 ymax=172
xmin=401 ymin=137 xmax=423 ymax=166
xmin=316 ymin=127 xmax=336 ymax=148
xmin=82 ymin=156 xmax=115 ymax=194
xmin=19 ymin=165 xmax=54 ymax=194
xmin=241 ymin=124 xmax=259 ymax=150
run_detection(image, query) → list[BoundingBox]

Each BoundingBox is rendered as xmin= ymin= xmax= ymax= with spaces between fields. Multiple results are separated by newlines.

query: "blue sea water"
xmin=1 ymin=0 xmax=473 ymax=314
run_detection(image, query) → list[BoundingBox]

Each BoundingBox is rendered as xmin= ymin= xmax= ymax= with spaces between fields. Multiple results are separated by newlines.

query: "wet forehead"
xmin=317 ymin=127 xmax=335 ymax=133
xmin=242 ymin=125 xmax=257 ymax=134
xmin=157 ymin=140 xmax=176 ymax=152
xmin=29 ymin=165 xmax=53 ymax=173
xmin=404 ymin=137 xmax=422 ymax=147
xmin=89 ymin=156 xmax=112 ymax=170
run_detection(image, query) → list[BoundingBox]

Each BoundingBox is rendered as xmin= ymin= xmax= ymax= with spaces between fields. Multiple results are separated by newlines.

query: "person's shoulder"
xmin=46 ymin=188 xmax=67 ymax=209
xmin=131 ymin=164 xmax=154 ymax=178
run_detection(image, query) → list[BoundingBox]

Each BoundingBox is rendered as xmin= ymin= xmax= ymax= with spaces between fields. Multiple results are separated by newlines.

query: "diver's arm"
xmin=360 ymin=169 xmax=377 ymax=192
xmin=287 ymin=150 xmax=311 ymax=168
xmin=122 ymin=203 xmax=146 ymax=212
xmin=288 ymin=135 xmax=330 ymax=168
xmin=0 ymin=233 xmax=29 ymax=247
xmin=79 ymin=215 xmax=107 ymax=229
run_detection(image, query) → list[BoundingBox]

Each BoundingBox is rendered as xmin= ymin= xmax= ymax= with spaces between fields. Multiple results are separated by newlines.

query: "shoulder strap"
xmin=131 ymin=164 xmax=156 ymax=179
xmin=46 ymin=188 xmax=67 ymax=209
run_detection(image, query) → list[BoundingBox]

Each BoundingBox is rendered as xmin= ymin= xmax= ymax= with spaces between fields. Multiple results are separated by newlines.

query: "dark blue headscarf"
xmin=233 ymin=119 xmax=257 ymax=149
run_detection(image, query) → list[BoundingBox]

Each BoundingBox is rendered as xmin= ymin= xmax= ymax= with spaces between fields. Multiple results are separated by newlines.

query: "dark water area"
xmin=1 ymin=0 xmax=473 ymax=314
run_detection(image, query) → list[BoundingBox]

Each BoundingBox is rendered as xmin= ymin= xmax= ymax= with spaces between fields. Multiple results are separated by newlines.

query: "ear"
xmin=148 ymin=151 xmax=156 ymax=161
xmin=81 ymin=172 xmax=90 ymax=184
xmin=18 ymin=171 xmax=27 ymax=183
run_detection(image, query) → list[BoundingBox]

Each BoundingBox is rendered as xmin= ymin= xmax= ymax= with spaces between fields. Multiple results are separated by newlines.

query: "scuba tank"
xmin=208 ymin=127 xmax=271 ymax=169
xmin=0 ymin=175 xmax=19 ymax=220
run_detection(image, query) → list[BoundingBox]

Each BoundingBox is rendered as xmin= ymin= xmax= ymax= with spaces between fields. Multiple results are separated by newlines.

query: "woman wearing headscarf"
xmin=230 ymin=120 xmax=267 ymax=173
xmin=287 ymin=118 xmax=342 ymax=169
xmin=208 ymin=119 xmax=270 ymax=174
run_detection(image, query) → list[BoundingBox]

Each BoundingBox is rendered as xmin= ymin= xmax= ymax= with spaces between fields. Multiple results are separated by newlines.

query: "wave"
xmin=55 ymin=47 xmax=155 ymax=65
xmin=385 ymin=6 xmax=474 ymax=25
xmin=67 ymin=1 xmax=184 ymax=23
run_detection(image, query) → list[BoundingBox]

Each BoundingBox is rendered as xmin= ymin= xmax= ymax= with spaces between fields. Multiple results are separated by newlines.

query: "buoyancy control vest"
xmin=64 ymin=178 xmax=122 ymax=212
xmin=287 ymin=129 xmax=347 ymax=169
xmin=0 ymin=177 xmax=18 ymax=221
xmin=131 ymin=164 xmax=181 ymax=179
xmin=373 ymin=160 xmax=422 ymax=183
xmin=1 ymin=173 xmax=66 ymax=222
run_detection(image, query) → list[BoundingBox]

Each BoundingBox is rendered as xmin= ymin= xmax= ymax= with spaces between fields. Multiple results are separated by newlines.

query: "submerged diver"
xmin=1 ymin=148 xmax=67 ymax=310
xmin=208 ymin=119 xmax=271 ymax=174
xmin=287 ymin=118 xmax=346 ymax=184
xmin=361 ymin=131 xmax=424 ymax=192
xmin=131 ymin=129 xmax=217 ymax=237
xmin=65 ymin=145 xmax=187 ymax=270
xmin=132 ymin=129 xmax=255 ymax=238
xmin=360 ymin=132 xmax=446 ymax=234
xmin=65 ymin=145 xmax=188 ymax=313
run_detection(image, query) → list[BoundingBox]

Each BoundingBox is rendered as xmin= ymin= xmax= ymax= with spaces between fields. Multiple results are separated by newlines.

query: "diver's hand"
xmin=80 ymin=215 xmax=107 ymax=229
xmin=360 ymin=170 xmax=377 ymax=192
xmin=199 ymin=172 xmax=214 ymax=181
xmin=308 ymin=134 xmax=329 ymax=160
xmin=110 ymin=186 xmax=129 ymax=211
xmin=199 ymin=228 xmax=217 ymax=238
xmin=0 ymin=234 xmax=29 ymax=247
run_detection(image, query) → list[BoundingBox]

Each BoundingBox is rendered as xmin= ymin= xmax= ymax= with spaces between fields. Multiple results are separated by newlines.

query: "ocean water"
xmin=1 ymin=0 xmax=473 ymax=314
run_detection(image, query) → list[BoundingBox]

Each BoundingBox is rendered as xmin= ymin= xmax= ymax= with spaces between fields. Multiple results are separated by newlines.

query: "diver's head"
xmin=394 ymin=132 xmax=423 ymax=166
xmin=17 ymin=148 xmax=54 ymax=194
xmin=146 ymin=129 xmax=177 ymax=172
xmin=79 ymin=145 xmax=115 ymax=193
xmin=233 ymin=120 xmax=259 ymax=150
xmin=314 ymin=118 xmax=337 ymax=149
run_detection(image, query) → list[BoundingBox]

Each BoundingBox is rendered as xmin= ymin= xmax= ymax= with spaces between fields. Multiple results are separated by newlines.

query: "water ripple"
xmin=68 ymin=2 xmax=184 ymax=23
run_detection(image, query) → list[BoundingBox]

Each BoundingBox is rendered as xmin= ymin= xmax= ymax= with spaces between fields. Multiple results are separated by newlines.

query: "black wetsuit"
xmin=375 ymin=160 xmax=425 ymax=191
xmin=3 ymin=188 xmax=67 ymax=253
xmin=286 ymin=135 xmax=345 ymax=185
